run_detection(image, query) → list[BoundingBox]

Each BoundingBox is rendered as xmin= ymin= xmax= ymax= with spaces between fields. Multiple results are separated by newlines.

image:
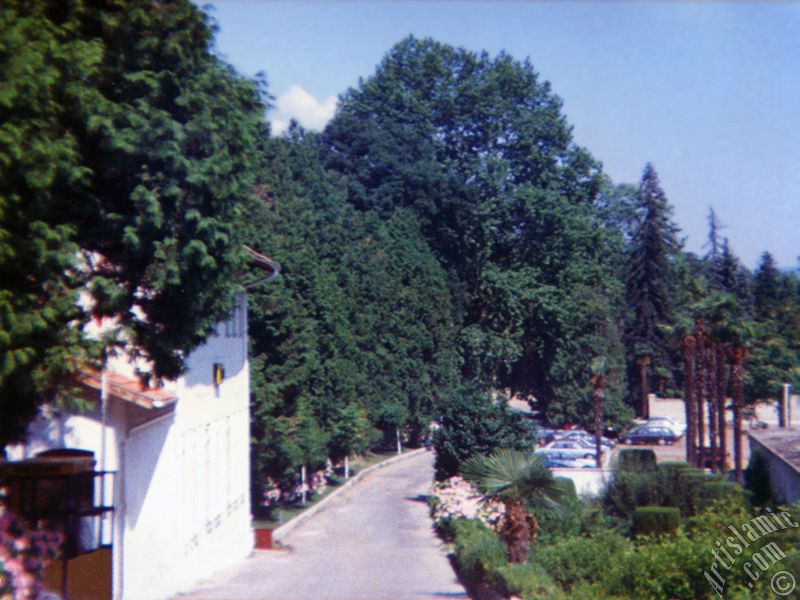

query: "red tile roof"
xmin=79 ymin=370 xmax=177 ymax=410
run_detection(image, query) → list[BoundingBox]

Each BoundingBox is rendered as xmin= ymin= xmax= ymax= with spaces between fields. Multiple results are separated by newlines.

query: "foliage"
xmin=632 ymin=506 xmax=681 ymax=536
xmin=603 ymin=458 xmax=719 ymax=521
xmin=490 ymin=561 xmax=559 ymax=600
xmin=322 ymin=35 xmax=628 ymax=429
xmin=461 ymin=450 xmax=559 ymax=501
xmin=531 ymin=530 xmax=631 ymax=591
xmin=451 ymin=518 xmax=507 ymax=586
xmin=248 ymin=130 xmax=457 ymax=501
xmin=0 ymin=0 xmax=265 ymax=445
xmin=697 ymin=481 xmax=748 ymax=513
xmin=433 ymin=384 xmax=535 ymax=479
xmin=462 ymin=449 xmax=563 ymax=562
xmin=624 ymin=163 xmax=681 ymax=409
xmin=616 ymin=448 xmax=657 ymax=472
xmin=528 ymin=477 xmax=582 ymax=545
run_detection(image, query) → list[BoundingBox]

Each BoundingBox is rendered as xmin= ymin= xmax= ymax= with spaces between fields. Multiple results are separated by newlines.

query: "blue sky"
xmin=204 ymin=1 xmax=800 ymax=270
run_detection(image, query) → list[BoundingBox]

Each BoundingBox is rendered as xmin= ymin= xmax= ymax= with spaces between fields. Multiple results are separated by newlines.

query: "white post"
xmin=100 ymin=368 xmax=108 ymax=473
xmin=396 ymin=427 xmax=402 ymax=455
xmin=344 ymin=455 xmax=350 ymax=479
xmin=301 ymin=465 xmax=307 ymax=506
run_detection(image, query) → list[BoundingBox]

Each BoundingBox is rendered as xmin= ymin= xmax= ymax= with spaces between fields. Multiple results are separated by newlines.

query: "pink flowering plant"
xmin=430 ymin=476 xmax=505 ymax=530
xmin=260 ymin=463 xmax=336 ymax=510
xmin=0 ymin=501 xmax=62 ymax=600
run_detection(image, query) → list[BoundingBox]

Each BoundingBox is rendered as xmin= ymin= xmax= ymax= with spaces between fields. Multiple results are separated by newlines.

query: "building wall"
xmin=119 ymin=292 xmax=252 ymax=600
xmin=7 ymin=293 xmax=254 ymax=600
xmin=749 ymin=438 xmax=800 ymax=506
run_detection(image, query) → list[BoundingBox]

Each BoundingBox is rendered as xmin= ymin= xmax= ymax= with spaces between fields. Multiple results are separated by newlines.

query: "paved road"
xmin=177 ymin=451 xmax=467 ymax=600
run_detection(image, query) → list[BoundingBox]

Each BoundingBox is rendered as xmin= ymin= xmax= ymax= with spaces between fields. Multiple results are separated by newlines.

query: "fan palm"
xmin=461 ymin=449 xmax=563 ymax=563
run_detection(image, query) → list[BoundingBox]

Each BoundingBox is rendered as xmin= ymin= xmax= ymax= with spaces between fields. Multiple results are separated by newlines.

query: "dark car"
xmin=619 ymin=426 xmax=679 ymax=446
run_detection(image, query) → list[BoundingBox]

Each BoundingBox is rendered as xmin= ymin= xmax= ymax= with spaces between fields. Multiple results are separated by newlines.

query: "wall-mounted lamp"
xmin=213 ymin=363 xmax=225 ymax=387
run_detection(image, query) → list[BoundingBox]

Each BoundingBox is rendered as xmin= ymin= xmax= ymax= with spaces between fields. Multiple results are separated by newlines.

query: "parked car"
xmin=533 ymin=427 xmax=557 ymax=446
xmin=646 ymin=417 xmax=686 ymax=437
xmin=539 ymin=440 xmax=597 ymax=459
xmin=555 ymin=429 xmax=615 ymax=449
xmin=535 ymin=448 xmax=596 ymax=467
xmin=619 ymin=426 xmax=679 ymax=446
xmin=542 ymin=457 xmax=595 ymax=469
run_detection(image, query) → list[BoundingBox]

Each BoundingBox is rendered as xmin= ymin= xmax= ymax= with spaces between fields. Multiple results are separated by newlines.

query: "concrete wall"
xmin=748 ymin=438 xmax=800 ymax=506
xmin=550 ymin=468 xmax=612 ymax=498
xmin=648 ymin=394 xmax=800 ymax=430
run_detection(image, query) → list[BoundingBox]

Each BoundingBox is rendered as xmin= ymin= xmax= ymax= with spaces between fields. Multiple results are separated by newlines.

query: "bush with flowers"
xmin=259 ymin=463 xmax=336 ymax=512
xmin=0 ymin=499 xmax=62 ymax=600
xmin=429 ymin=476 xmax=505 ymax=536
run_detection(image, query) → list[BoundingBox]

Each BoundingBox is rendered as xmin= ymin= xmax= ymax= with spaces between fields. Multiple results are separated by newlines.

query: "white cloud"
xmin=270 ymin=85 xmax=337 ymax=135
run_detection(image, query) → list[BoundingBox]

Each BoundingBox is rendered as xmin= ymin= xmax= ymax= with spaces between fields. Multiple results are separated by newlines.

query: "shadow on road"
xmin=406 ymin=494 xmax=431 ymax=504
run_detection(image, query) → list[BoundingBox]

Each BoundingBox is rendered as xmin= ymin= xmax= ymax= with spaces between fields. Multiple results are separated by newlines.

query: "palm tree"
xmin=681 ymin=331 xmax=697 ymax=466
xmin=591 ymin=356 xmax=608 ymax=468
xmin=461 ymin=449 xmax=562 ymax=563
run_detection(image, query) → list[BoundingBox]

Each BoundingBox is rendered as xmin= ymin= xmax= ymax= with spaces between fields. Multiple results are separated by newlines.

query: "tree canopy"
xmin=0 ymin=0 xmax=265 ymax=445
xmin=322 ymin=36 xmax=627 ymax=424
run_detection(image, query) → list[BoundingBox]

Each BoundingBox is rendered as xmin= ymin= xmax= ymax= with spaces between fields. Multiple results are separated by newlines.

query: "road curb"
xmin=271 ymin=448 xmax=428 ymax=543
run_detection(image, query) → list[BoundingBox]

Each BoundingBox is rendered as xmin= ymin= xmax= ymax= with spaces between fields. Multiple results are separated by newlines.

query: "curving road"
xmin=177 ymin=451 xmax=467 ymax=600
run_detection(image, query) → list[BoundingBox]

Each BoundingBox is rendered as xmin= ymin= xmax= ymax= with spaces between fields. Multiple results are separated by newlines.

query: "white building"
xmin=4 ymin=249 xmax=278 ymax=600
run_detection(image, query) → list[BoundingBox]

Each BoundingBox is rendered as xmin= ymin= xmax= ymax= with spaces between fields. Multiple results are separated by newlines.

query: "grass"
xmin=253 ymin=448 xmax=414 ymax=530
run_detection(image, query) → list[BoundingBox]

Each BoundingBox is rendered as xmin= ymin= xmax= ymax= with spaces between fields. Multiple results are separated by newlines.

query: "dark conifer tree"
xmin=624 ymin=163 xmax=680 ymax=415
xmin=717 ymin=238 xmax=753 ymax=315
xmin=754 ymin=251 xmax=781 ymax=321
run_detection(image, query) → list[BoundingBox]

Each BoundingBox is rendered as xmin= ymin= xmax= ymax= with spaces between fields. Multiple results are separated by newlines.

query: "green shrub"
xmin=600 ymin=530 xmax=709 ymax=600
xmin=531 ymin=530 xmax=630 ymax=590
xmin=603 ymin=470 xmax=660 ymax=519
xmin=452 ymin=518 xmax=507 ymax=585
xmin=674 ymin=468 xmax=708 ymax=516
xmin=532 ymin=477 xmax=582 ymax=544
xmin=655 ymin=461 xmax=692 ymax=507
xmin=433 ymin=384 xmax=535 ymax=479
xmin=697 ymin=481 xmax=748 ymax=513
xmin=434 ymin=515 xmax=458 ymax=543
xmin=632 ymin=507 xmax=681 ymax=536
xmin=616 ymin=448 xmax=657 ymax=472
xmin=490 ymin=562 xmax=558 ymax=600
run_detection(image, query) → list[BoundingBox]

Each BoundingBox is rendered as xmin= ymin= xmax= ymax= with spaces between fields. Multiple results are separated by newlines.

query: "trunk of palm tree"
xmin=593 ymin=374 xmax=606 ymax=468
xmin=501 ymin=497 xmax=531 ymax=563
xmin=681 ymin=334 xmax=696 ymax=466
xmin=694 ymin=319 xmax=706 ymax=468
xmin=716 ymin=343 xmax=728 ymax=473
xmin=638 ymin=355 xmax=651 ymax=418
xmin=708 ymin=343 xmax=718 ymax=472
xmin=731 ymin=346 xmax=748 ymax=484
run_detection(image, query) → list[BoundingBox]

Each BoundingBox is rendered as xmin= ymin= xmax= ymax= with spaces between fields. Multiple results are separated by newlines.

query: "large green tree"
xmin=248 ymin=128 xmax=458 ymax=504
xmin=322 ymin=36 xmax=625 ymax=426
xmin=0 ymin=0 xmax=265 ymax=445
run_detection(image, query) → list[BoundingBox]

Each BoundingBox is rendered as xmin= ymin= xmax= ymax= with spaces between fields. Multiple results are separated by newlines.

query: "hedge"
xmin=632 ymin=506 xmax=681 ymax=536
xmin=616 ymin=448 xmax=657 ymax=472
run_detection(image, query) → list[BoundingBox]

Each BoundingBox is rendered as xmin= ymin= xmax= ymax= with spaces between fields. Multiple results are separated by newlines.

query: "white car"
xmin=539 ymin=440 xmax=597 ymax=459
xmin=555 ymin=430 xmax=615 ymax=449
